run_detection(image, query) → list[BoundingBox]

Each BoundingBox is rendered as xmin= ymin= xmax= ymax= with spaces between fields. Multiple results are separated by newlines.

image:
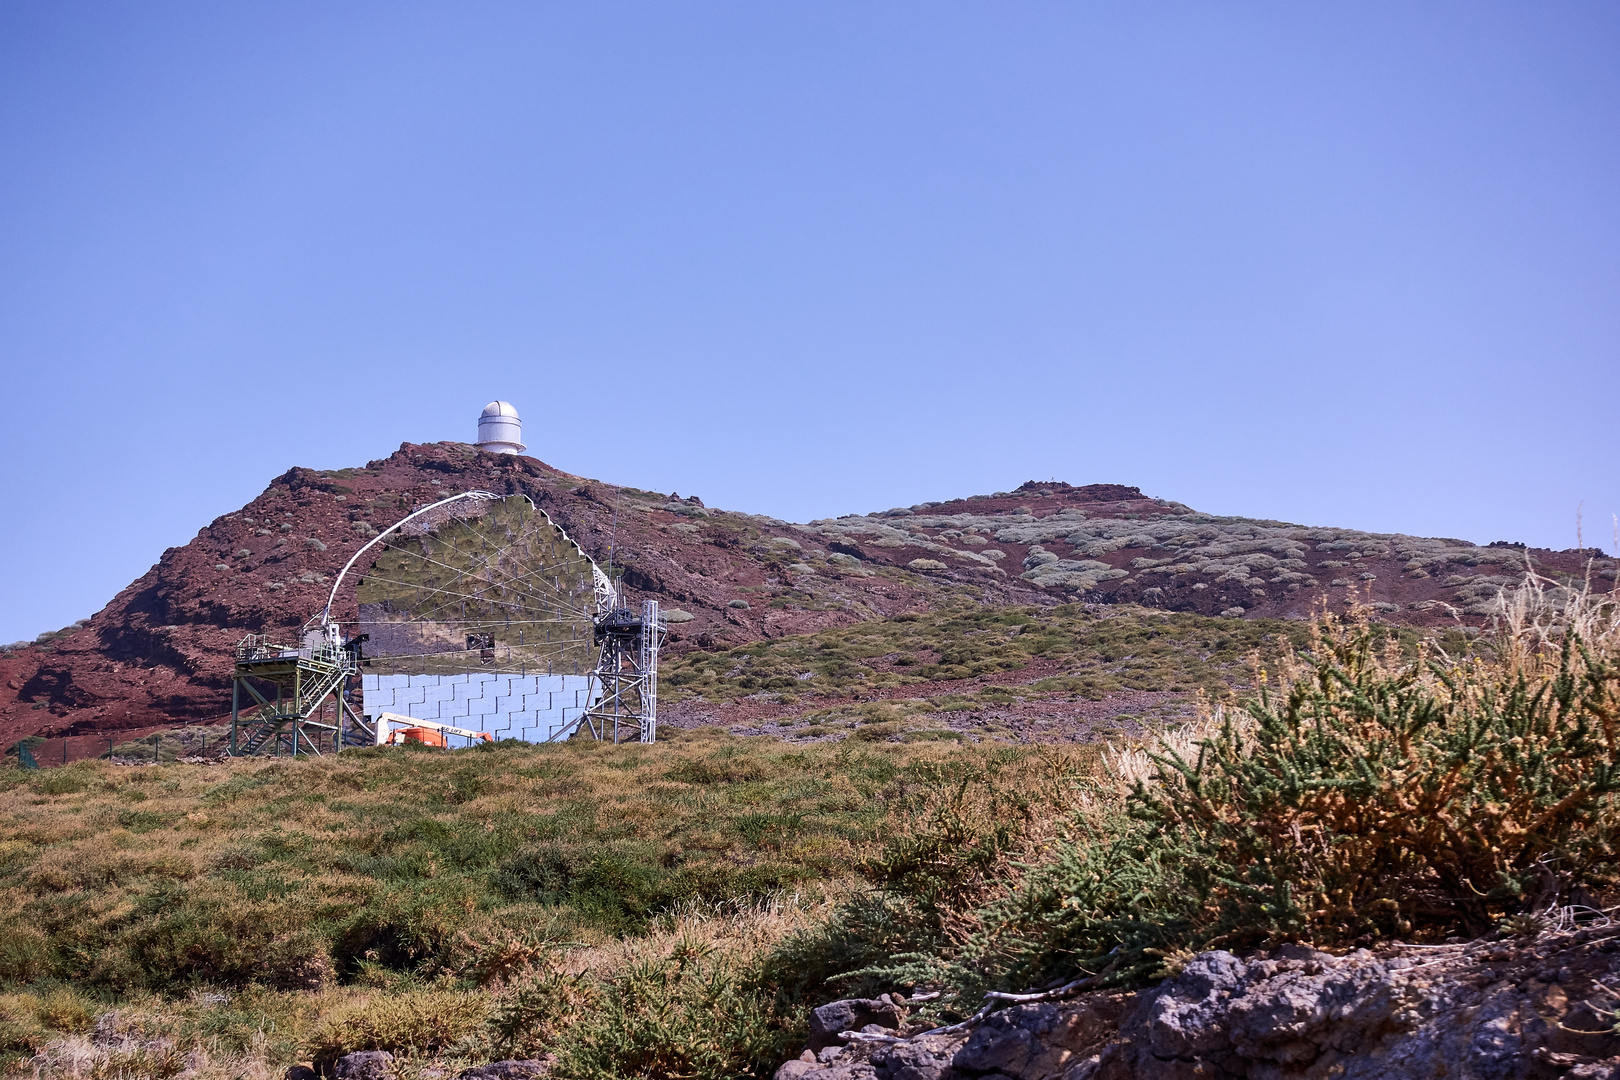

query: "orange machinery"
xmin=374 ymin=712 xmax=494 ymax=748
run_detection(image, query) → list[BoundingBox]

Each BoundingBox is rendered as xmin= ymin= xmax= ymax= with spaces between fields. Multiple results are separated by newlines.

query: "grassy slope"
xmin=0 ymin=727 xmax=1062 ymax=1072
xmin=665 ymin=605 xmax=1328 ymax=703
xmin=0 ymin=606 xmax=1418 ymax=1075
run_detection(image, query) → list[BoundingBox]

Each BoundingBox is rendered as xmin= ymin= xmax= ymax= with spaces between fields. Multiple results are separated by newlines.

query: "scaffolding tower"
xmin=229 ymin=620 xmax=371 ymax=756
xmin=581 ymin=599 xmax=665 ymax=744
xmin=222 ymin=490 xmax=669 ymax=753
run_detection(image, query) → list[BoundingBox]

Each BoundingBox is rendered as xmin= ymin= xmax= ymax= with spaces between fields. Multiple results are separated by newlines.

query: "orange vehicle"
xmin=375 ymin=713 xmax=494 ymax=748
xmin=393 ymin=726 xmax=448 ymax=748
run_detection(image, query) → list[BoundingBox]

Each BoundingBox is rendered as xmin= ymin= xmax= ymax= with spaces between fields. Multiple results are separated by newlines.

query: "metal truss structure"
xmin=581 ymin=599 xmax=665 ymax=744
xmin=228 ymin=489 xmax=667 ymax=754
xmin=229 ymin=619 xmax=369 ymax=756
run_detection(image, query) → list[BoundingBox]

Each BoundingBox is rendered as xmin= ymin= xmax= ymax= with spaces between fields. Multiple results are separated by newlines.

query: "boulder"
xmin=808 ymin=998 xmax=904 ymax=1051
xmin=333 ymin=1051 xmax=395 ymax=1080
xmin=456 ymin=1062 xmax=549 ymax=1080
xmin=869 ymin=1032 xmax=964 ymax=1080
xmin=774 ymin=1061 xmax=821 ymax=1080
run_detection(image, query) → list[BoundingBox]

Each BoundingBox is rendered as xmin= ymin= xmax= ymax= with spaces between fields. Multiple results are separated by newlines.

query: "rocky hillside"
xmin=778 ymin=930 xmax=1620 ymax=1080
xmin=2 ymin=441 xmax=1611 ymax=745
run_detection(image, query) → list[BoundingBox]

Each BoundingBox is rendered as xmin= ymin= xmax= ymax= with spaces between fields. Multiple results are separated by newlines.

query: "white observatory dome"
xmin=475 ymin=400 xmax=526 ymax=454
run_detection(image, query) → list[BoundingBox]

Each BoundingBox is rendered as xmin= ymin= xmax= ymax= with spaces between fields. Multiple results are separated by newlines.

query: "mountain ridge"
xmin=2 ymin=441 xmax=1611 ymax=748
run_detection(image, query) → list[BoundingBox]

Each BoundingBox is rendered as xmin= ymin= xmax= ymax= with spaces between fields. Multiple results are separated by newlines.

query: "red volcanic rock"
xmin=0 ymin=443 xmax=952 ymax=739
xmin=2 ymin=447 xmax=1612 ymax=745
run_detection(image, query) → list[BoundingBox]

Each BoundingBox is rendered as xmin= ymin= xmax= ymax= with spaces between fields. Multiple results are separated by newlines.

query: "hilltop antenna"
xmin=605 ymin=489 xmax=622 ymax=587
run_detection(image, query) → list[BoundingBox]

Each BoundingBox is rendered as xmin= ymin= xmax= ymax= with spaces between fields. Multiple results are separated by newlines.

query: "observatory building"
xmin=475 ymin=400 xmax=526 ymax=454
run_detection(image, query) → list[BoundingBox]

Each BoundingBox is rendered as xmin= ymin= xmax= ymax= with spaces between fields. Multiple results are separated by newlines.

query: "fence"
xmin=7 ymin=728 xmax=224 ymax=769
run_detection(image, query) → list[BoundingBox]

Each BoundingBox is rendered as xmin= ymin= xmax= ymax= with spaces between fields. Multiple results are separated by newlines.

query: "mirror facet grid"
xmin=355 ymin=496 xmax=599 ymax=742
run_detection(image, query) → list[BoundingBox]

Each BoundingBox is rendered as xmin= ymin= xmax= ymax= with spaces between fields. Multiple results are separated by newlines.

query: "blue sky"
xmin=1 ymin=2 xmax=1617 ymax=643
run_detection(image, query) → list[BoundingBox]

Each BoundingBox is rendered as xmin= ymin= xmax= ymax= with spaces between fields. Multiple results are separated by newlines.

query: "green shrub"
xmin=551 ymin=943 xmax=795 ymax=1080
xmin=494 ymin=844 xmax=803 ymax=935
xmin=259 ymin=930 xmax=336 ymax=990
xmin=494 ymin=845 xmax=573 ymax=902
xmin=782 ymin=585 xmax=1620 ymax=1010
xmin=0 ymin=998 xmax=45 ymax=1066
xmin=665 ymin=755 xmax=773 ymax=785
xmin=334 ymin=879 xmax=481 ymax=973
xmin=484 ymin=964 xmax=594 ymax=1058
xmin=111 ymin=882 xmax=292 ymax=987
xmin=1121 ymin=602 xmax=1620 ymax=945
xmin=495 ymin=845 xmax=669 ymax=931
xmin=33 ymin=986 xmax=95 ymax=1033
xmin=307 ymin=988 xmax=489 ymax=1068
xmin=0 ymin=923 xmax=49 ymax=983
xmin=760 ymin=756 xmax=1059 ymax=1011
xmin=31 ymin=764 xmax=89 ymax=799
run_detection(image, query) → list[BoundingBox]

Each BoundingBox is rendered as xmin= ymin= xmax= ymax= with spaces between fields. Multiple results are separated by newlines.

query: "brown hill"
xmin=2 ymin=442 xmax=1612 ymax=746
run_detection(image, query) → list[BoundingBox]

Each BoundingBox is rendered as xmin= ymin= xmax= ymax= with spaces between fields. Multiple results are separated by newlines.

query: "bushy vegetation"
xmin=6 ymin=576 xmax=1617 ymax=1078
xmin=665 ymin=604 xmax=1308 ymax=702
xmin=796 ymin=576 xmax=1620 ymax=1020
xmin=803 ymin=503 xmax=1567 ymax=593
xmin=3 ymin=618 xmax=90 ymax=656
xmin=0 ymin=729 xmax=1060 ymax=1076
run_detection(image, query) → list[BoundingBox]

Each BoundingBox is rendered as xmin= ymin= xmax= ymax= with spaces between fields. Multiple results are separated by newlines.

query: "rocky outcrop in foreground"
xmin=781 ymin=927 xmax=1620 ymax=1079
xmin=291 ymin=1053 xmax=548 ymax=1079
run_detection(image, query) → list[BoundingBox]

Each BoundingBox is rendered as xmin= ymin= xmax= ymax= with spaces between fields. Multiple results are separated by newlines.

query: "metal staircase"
xmin=229 ymin=623 xmax=363 ymax=757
